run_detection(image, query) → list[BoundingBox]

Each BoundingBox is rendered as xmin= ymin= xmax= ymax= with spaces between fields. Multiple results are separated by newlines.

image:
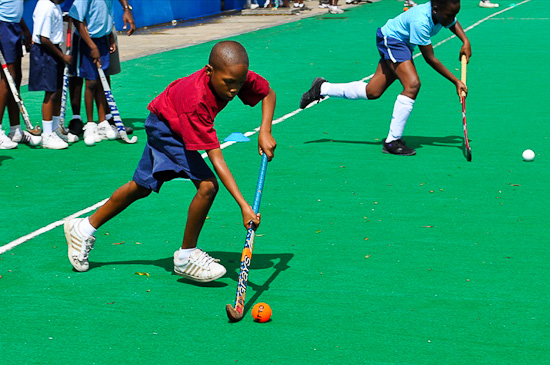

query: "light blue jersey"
xmin=0 ymin=0 xmax=23 ymax=23
xmin=69 ymin=0 xmax=114 ymax=38
xmin=381 ymin=2 xmax=456 ymax=50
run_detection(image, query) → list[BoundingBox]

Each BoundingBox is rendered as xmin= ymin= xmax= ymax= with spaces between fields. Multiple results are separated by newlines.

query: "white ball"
xmin=84 ymin=135 xmax=95 ymax=146
xmin=522 ymin=149 xmax=535 ymax=161
xmin=106 ymin=127 xmax=117 ymax=140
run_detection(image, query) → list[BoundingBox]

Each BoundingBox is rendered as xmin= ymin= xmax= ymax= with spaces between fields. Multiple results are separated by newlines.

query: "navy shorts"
xmin=376 ymin=28 xmax=413 ymax=63
xmin=0 ymin=21 xmax=22 ymax=64
xmin=28 ymin=43 xmax=64 ymax=92
xmin=69 ymin=33 xmax=110 ymax=80
xmin=132 ymin=113 xmax=216 ymax=193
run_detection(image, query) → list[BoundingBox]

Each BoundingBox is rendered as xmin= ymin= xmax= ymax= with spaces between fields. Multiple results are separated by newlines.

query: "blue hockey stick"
xmin=226 ymin=153 xmax=269 ymax=322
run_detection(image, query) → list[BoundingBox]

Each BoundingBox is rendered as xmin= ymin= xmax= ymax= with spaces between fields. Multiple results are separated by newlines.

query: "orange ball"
xmin=251 ymin=302 xmax=272 ymax=323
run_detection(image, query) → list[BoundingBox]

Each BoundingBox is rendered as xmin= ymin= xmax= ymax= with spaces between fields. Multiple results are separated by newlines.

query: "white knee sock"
xmin=320 ymin=81 xmax=368 ymax=100
xmin=386 ymin=94 xmax=415 ymax=143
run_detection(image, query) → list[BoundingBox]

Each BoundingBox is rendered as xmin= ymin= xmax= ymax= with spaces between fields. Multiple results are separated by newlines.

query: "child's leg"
xmin=41 ymin=91 xmax=69 ymax=149
xmin=181 ymin=178 xmax=219 ymax=249
xmin=84 ymin=79 xmax=97 ymax=124
xmin=89 ymin=180 xmax=152 ymax=229
xmin=383 ymin=59 xmax=419 ymax=143
xmin=41 ymin=91 xmax=56 ymax=134
xmin=94 ymin=80 xmax=107 ymax=123
xmin=68 ymin=77 xmax=84 ymax=134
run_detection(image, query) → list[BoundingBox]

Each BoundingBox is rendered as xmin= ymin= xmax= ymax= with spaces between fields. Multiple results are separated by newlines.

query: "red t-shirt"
xmin=147 ymin=68 xmax=270 ymax=151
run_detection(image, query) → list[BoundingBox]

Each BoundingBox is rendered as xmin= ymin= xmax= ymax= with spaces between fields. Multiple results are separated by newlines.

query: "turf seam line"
xmin=0 ymin=0 xmax=530 ymax=255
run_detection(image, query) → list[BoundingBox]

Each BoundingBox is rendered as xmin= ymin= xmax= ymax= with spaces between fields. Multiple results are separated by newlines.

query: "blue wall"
xmin=22 ymin=0 xmax=245 ymax=33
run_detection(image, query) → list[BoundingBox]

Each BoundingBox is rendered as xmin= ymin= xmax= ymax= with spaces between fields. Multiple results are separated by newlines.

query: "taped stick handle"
xmin=460 ymin=55 xmax=467 ymax=98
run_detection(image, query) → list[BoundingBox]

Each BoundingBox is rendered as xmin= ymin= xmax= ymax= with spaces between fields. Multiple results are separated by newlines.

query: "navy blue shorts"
xmin=132 ymin=113 xmax=216 ymax=193
xmin=69 ymin=33 xmax=110 ymax=80
xmin=376 ymin=28 xmax=413 ymax=64
xmin=28 ymin=43 xmax=64 ymax=92
xmin=0 ymin=21 xmax=22 ymax=64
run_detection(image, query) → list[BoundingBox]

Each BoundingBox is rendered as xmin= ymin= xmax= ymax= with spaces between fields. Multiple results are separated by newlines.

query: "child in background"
xmin=0 ymin=0 xmax=39 ymax=148
xmin=29 ymin=0 xmax=74 ymax=149
xmin=300 ymin=0 xmax=471 ymax=156
xmin=64 ymin=41 xmax=277 ymax=283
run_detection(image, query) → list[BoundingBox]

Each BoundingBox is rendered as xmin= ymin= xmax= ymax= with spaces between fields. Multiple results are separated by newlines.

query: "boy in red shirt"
xmin=64 ymin=41 xmax=277 ymax=282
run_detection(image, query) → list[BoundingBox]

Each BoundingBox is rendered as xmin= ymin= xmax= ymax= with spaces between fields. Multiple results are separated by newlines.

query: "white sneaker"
xmin=250 ymin=3 xmax=259 ymax=9
xmin=97 ymin=120 xmax=117 ymax=140
xmin=173 ymin=248 xmax=227 ymax=282
xmin=319 ymin=3 xmax=328 ymax=8
xmin=55 ymin=128 xmax=79 ymax=143
xmin=41 ymin=132 xmax=69 ymax=149
xmin=479 ymin=0 xmax=499 ymax=7
xmin=9 ymin=128 xmax=41 ymax=146
xmin=328 ymin=5 xmax=344 ymax=13
xmin=64 ymin=218 xmax=95 ymax=272
xmin=0 ymin=129 xmax=18 ymax=149
xmin=83 ymin=122 xmax=101 ymax=143
xmin=404 ymin=0 xmax=417 ymax=7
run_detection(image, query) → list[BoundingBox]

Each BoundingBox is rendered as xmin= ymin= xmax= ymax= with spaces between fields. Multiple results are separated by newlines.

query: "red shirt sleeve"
xmin=238 ymin=71 xmax=270 ymax=107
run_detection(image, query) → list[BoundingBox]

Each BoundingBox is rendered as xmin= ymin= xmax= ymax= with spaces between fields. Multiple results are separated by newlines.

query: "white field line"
xmin=0 ymin=1 xmax=530 ymax=255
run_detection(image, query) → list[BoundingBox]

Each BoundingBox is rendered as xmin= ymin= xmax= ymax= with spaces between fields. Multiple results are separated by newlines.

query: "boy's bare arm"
xmin=206 ymin=148 xmax=260 ymax=228
xmin=39 ymin=36 xmax=72 ymax=64
xmin=20 ymin=19 xmax=31 ymax=52
xmin=71 ymin=19 xmax=101 ymax=66
xmin=450 ymin=21 xmax=472 ymax=62
xmin=258 ymin=87 xmax=277 ymax=161
xmin=419 ymin=44 xmax=466 ymax=98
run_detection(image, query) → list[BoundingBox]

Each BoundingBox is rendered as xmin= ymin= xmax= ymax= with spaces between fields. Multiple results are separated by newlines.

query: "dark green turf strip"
xmin=1 ymin=1 xmax=549 ymax=363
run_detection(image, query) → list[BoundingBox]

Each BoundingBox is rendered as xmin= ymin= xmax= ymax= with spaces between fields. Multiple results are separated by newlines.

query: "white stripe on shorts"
xmin=383 ymin=35 xmax=397 ymax=63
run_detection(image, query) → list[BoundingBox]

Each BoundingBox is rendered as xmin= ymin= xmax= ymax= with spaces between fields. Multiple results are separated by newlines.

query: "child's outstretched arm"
xmin=450 ymin=21 xmax=472 ymax=63
xmin=206 ymin=147 xmax=260 ymax=229
xmin=258 ymin=88 xmax=277 ymax=161
xmin=419 ymin=43 xmax=467 ymax=99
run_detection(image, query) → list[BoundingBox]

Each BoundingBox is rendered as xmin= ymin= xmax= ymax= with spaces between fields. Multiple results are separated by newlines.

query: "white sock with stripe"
xmin=320 ymin=81 xmax=368 ymax=100
xmin=385 ymin=94 xmax=415 ymax=143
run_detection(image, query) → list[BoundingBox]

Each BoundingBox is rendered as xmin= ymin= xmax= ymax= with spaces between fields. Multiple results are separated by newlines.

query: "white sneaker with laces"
xmin=328 ymin=5 xmax=344 ymax=13
xmin=55 ymin=128 xmax=79 ymax=143
xmin=97 ymin=120 xmax=117 ymax=140
xmin=0 ymin=129 xmax=18 ymax=149
xmin=173 ymin=248 xmax=227 ymax=282
xmin=41 ymin=132 xmax=69 ymax=149
xmin=319 ymin=3 xmax=328 ymax=8
xmin=250 ymin=3 xmax=259 ymax=8
xmin=64 ymin=218 xmax=95 ymax=272
xmin=9 ymin=128 xmax=41 ymax=146
xmin=84 ymin=122 xmax=101 ymax=143
xmin=479 ymin=0 xmax=499 ymax=7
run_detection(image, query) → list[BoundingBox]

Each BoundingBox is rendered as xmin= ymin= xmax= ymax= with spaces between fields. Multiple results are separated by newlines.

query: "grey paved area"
xmin=21 ymin=0 xmax=379 ymax=85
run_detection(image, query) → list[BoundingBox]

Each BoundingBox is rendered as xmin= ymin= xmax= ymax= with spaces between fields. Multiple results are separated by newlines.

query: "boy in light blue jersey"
xmin=300 ymin=0 xmax=471 ymax=156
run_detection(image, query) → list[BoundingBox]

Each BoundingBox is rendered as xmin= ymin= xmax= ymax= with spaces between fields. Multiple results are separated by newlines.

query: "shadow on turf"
xmin=116 ymin=118 xmax=144 ymax=132
xmin=89 ymin=251 xmax=293 ymax=295
xmin=0 ymin=156 xmax=14 ymax=166
xmin=305 ymin=135 xmax=465 ymax=151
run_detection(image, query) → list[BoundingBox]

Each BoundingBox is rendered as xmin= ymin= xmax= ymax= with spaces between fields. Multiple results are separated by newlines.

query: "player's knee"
xmin=366 ymin=90 xmax=382 ymax=100
xmin=406 ymin=79 xmax=421 ymax=96
xmin=198 ymin=179 xmax=219 ymax=201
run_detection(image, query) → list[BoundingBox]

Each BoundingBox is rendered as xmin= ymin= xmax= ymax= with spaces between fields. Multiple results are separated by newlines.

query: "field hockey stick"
xmin=58 ymin=21 xmax=72 ymax=135
xmin=226 ymin=153 xmax=269 ymax=322
xmin=460 ymin=55 xmax=471 ymax=162
xmin=97 ymin=67 xmax=138 ymax=144
xmin=0 ymin=50 xmax=41 ymax=135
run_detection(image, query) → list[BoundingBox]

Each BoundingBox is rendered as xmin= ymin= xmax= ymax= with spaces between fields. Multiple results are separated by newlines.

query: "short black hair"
xmin=208 ymin=41 xmax=249 ymax=70
xmin=432 ymin=0 xmax=460 ymax=6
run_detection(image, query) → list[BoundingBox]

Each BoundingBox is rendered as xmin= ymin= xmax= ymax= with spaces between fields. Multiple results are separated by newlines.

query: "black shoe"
xmin=108 ymin=117 xmax=133 ymax=135
xmin=68 ymin=118 xmax=84 ymax=135
xmin=300 ymin=77 xmax=326 ymax=109
xmin=382 ymin=139 xmax=416 ymax=156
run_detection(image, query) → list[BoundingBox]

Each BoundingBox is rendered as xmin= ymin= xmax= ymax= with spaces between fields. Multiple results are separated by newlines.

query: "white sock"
xmin=385 ymin=94 xmax=415 ymax=143
xmin=52 ymin=116 xmax=60 ymax=132
xmin=79 ymin=217 xmax=97 ymax=237
xmin=42 ymin=120 xmax=53 ymax=135
xmin=178 ymin=247 xmax=195 ymax=260
xmin=320 ymin=81 xmax=367 ymax=100
xmin=10 ymin=125 xmax=22 ymax=135
xmin=72 ymin=114 xmax=82 ymax=121
xmin=105 ymin=113 xmax=112 ymax=121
